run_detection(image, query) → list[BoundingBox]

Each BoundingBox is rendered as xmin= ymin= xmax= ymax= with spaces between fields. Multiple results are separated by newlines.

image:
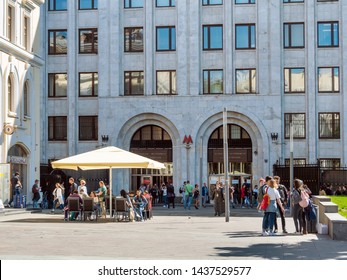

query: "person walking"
xmin=184 ymin=180 xmax=194 ymax=210
xmin=32 ymin=179 xmax=40 ymax=208
xmin=201 ymin=182 xmax=208 ymax=208
xmin=8 ymin=172 xmax=22 ymax=207
xmin=52 ymin=183 xmax=64 ymax=212
xmin=167 ymin=183 xmax=175 ymax=209
xmin=193 ymin=184 xmax=200 ymax=209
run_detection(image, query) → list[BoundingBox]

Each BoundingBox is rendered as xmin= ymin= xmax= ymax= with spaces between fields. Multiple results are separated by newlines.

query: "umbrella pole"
xmin=109 ymin=167 xmax=112 ymax=219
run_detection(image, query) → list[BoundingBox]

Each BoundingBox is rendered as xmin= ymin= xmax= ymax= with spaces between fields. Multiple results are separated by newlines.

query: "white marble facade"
xmin=42 ymin=0 xmax=347 ymax=194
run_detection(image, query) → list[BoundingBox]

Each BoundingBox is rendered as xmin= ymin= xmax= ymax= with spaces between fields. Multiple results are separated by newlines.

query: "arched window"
xmin=7 ymin=76 xmax=13 ymax=112
xmin=24 ymin=81 xmax=29 ymax=116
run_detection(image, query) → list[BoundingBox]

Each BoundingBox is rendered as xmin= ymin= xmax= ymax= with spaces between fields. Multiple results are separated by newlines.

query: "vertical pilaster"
xmin=224 ymin=0 xmax=232 ymax=94
xmin=145 ymin=1 xmax=154 ymax=95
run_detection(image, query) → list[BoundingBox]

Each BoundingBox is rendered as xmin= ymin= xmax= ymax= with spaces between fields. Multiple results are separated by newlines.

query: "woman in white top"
xmin=263 ymin=179 xmax=284 ymax=236
xmin=52 ymin=183 xmax=64 ymax=211
xmin=78 ymin=179 xmax=88 ymax=196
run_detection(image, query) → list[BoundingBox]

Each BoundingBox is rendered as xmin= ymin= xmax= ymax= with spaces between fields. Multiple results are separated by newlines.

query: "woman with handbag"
xmin=262 ymin=179 xmax=285 ymax=236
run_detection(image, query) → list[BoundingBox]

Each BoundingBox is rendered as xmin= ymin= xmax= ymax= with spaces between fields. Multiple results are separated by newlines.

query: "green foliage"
xmin=328 ymin=196 xmax=347 ymax=219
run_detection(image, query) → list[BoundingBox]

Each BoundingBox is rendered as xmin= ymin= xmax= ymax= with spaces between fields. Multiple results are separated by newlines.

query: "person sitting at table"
xmin=64 ymin=190 xmax=83 ymax=221
xmin=132 ymin=189 xmax=148 ymax=222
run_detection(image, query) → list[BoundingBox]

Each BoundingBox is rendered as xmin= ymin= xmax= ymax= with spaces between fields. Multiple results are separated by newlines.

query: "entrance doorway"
xmin=208 ymin=124 xmax=253 ymax=197
xmin=130 ymin=125 xmax=173 ymax=192
xmin=8 ymin=144 xmax=28 ymax=196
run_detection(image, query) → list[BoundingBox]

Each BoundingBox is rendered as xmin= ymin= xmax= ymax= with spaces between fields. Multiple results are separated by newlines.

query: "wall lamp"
xmin=270 ymin=133 xmax=278 ymax=141
xmin=101 ymin=135 xmax=109 ymax=143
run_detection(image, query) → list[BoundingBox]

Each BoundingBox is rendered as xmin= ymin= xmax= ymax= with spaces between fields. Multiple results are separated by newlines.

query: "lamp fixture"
xmin=101 ymin=135 xmax=109 ymax=143
xmin=270 ymin=132 xmax=278 ymax=141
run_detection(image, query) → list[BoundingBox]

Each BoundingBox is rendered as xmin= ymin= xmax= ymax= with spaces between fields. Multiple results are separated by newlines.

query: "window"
xmin=235 ymin=0 xmax=255 ymax=3
xmin=283 ymin=0 xmax=304 ymax=3
xmin=235 ymin=24 xmax=255 ymax=49
xmin=203 ymin=25 xmax=223 ymax=50
xmin=79 ymin=0 xmax=98 ymax=9
xmin=284 ymin=23 xmax=304 ymax=48
xmin=202 ymin=0 xmax=223 ymax=5
xmin=48 ymin=73 xmax=67 ymax=97
xmin=156 ymin=26 xmax=176 ymax=51
xmin=317 ymin=0 xmax=338 ymax=2
xmin=48 ymin=0 xmax=67 ymax=11
xmin=156 ymin=71 xmax=176 ymax=95
xmin=203 ymin=70 xmax=223 ymax=94
xmin=318 ymin=67 xmax=339 ymax=93
xmin=284 ymin=159 xmax=307 ymax=166
xmin=320 ymin=159 xmax=340 ymax=169
xmin=124 ymin=27 xmax=144 ymax=52
xmin=284 ymin=68 xmax=305 ymax=93
xmin=24 ymin=81 xmax=29 ymax=116
xmin=48 ymin=30 xmax=67 ymax=54
xmin=23 ymin=16 xmax=30 ymax=51
xmin=79 ymin=73 xmax=98 ymax=97
xmin=7 ymin=76 xmax=13 ymax=112
xmin=124 ymin=71 xmax=144 ymax=95
xmin=236 ymin=69 xmax=256 ymax=94
xmin=79 ymin=116 xmax=98 ymax=141
xmin=318 ymin=22 xmax=339 ymax=47
xmin=319 ymin=113 xmax=340 ymax=139
xmin=125 ymin=0 xmax=143 ymax=8
xmin=79 ymin=29 xmax=98 ymax=53
xmin=156 ymin=0 xmax=175 ymax=7
xmin=284 ymin=113 xmax=306 ymax=139
xmin=7 ymin=6 xmax=14 ymax=42
xmin=48 ymin=116 xmax=67 ymax=141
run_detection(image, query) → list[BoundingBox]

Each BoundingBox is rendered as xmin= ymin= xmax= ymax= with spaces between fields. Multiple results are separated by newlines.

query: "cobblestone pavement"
xmin=1 ymin=205 xmax=347 ymax=260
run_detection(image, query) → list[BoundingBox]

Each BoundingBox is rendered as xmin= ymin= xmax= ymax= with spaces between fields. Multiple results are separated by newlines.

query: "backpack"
xmin=32 ymin=185 xmax=38 ymax=194
xmin=299 ymin=190 xmax=310 ymax=208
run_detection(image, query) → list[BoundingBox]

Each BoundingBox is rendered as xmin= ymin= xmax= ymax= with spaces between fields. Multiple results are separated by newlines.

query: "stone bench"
xmin=318 ymin=201 xmax=339 ymax=225
xmin=324 ymin=213 xmax=347 ymax=241
xmin=312 ymin=195 xmax=331 ymax=204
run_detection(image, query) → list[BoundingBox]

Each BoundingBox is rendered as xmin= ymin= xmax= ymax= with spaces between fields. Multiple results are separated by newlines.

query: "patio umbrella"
xmin=51 ymin=146 xmax=166 ymax=217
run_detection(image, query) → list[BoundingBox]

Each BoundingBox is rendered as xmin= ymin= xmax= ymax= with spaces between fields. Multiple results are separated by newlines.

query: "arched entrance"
xmin=130 ymin=125 xmax=173 ymax=191
xmin=208 ymin=124 xmax=252 ymax=196
xmin=8 ymin=144 xmax=29 ymax=196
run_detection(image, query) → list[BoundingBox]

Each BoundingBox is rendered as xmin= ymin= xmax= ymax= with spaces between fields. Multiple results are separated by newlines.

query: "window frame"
xmin=283 ymin=0 xmax=304 ymax=3
xmin=156 ymin=70 xmax=177 ymax=95
xmin=317 ymin=21 xmax=339 ymax=48
xmin=284 ymin=67 xmax=305 ymax=94
xmin=79 ymin=0 xmax=98 ymax=10
xmin=235 ymin=0 xmax=255 ymax=4
xmin=48 ymin=73 xmax=68 ymax=98
xmin=124 ymin=71 xmax=144 ymax=96
xmin=156 ymin=0 xmax=175 ymax=7
xmin=7 ymin=75 xmax=14 ymax=112
xmin=7 ymin=5 xmax=14 ymax=42
xmin=156 ymin=26 xmax=176 ymax=51
xmin=124 ymin=0 xmax=144 ymax=8
xmin=48 ymin=116 xmax=67 ymax=141
xmin=78 ymin=116 xmax=98 ymax=141
xmin=23 ymin=16 xmax=30 ymax=51
xmin=235 ymin=23 xmax=256 ymax=50
xmin=23 ymin=81 xmax=29 ymax=117
xmin=235 ymin=68 xmax=256 ymax=94
xmin=203 ymin=24 xmax=223 ymax=51
xmin=48 ymin=29 xmax=67 ymax=55
xmin=124 ymin=27 xmax=144 ymax=52
xmin=284 ymin=113 xmax=306 ymax=139
xmin=203 ymin=69 xmax=224 ymax=95
xmin=318 ymin=67 xmax=339 ymax=93
xmin=79 ymin=72 xmax=98 ymax=97
xmin=284 ymin=22 xmax=305 ymax=48
xmin=48 ymin=0 xmax=68 ymax=11
xmin=319 ymin=112 xmax=340 ymax=139
xmin=79 ymin=28 xmax=98 ymax=54
xmin=202 ymin=0 xmax=223 ymax=5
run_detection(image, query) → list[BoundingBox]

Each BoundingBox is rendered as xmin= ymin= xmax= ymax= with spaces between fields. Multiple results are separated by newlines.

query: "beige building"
xmin=0 ymin=0 xmax=44 ymax=204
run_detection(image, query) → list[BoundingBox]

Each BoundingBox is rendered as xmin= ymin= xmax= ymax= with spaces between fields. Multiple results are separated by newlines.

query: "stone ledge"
xmin=318 ymin=201 xmax=339 ymax=224
xmin=325 ymin=213 xmax=347 ymax=241
xmin=312 ymin=195 xmax=331 ymax=204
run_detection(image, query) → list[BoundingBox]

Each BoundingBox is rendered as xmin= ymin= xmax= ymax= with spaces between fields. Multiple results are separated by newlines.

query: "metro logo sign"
xmin=183 ymin=135 xmax=193 ymax=144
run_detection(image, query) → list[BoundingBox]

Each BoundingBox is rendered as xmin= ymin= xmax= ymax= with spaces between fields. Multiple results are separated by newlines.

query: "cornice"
xmin=0 ymin=37 xmax=45 ymax=68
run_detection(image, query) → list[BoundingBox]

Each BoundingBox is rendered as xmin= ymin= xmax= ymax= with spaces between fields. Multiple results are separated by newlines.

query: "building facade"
xmin=0 ymin=0 xmax=44 ymax=203
xmin=42 ymin=0 xmax=347 ymax=194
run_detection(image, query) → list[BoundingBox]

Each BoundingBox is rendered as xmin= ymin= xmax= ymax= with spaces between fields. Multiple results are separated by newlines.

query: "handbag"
xmin=129 ymin=208 xmax=135 ymax=222
xmin=259 ymin=188 xmax=270 ymax=211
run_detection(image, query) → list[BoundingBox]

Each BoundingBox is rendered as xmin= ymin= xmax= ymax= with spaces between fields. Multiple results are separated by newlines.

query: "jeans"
xmin=263 ymin=212 xmax=276 ymax=232
xmin=292 ymin=203 xmax=302 ymax=232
